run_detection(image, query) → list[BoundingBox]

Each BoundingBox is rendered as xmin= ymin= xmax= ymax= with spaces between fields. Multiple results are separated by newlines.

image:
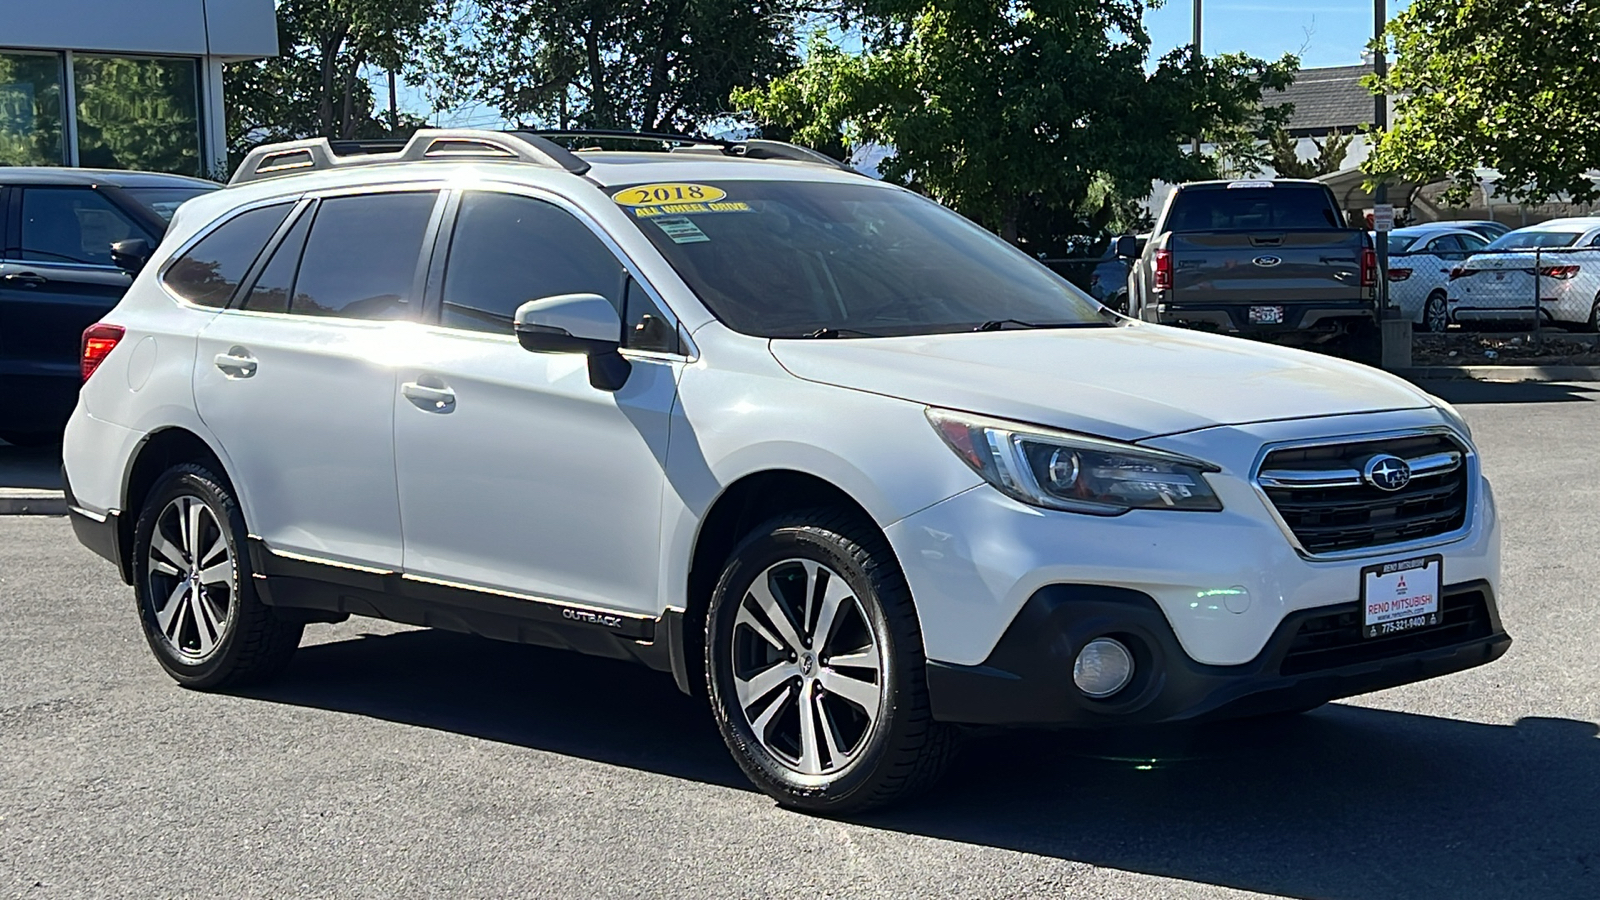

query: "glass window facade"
xmin=0 ymin=51 xmax=66 ymax=165
xmin=0 ymin=49 xmax=203 ymax=176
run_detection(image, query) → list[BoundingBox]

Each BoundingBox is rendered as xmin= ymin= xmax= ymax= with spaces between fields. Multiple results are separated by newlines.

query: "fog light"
xmin=1073 ymin=638 xmax=1134 ymax=699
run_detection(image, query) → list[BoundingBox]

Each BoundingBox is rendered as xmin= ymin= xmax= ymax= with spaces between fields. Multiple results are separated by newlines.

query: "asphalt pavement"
xmin=2 ymin=381 xmax=1597 ymax=899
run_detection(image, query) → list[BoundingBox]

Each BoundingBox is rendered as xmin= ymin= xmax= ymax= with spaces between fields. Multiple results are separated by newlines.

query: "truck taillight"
xmin=1539 ymin=265 xmax=1580 ymax=280
xmin=82 ymin=323 xmax=125 ymax=382
xmin=1387 ymin=267 xmax=1413 ymax=282
xmin=1361 ymin=247 xmax=1378 ymax=287
xmin=1154 ymin=249 xmax=1173 ymax=291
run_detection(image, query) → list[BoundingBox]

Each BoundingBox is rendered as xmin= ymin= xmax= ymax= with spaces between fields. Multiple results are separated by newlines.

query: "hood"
xmin=769 ymin=324 xmax=1433 ymax=442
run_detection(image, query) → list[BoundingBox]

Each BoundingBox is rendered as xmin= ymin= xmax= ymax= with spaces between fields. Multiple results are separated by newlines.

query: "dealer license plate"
xmin=1248 ymin=305 xmax=1285 ymax=325
xmin=1361 ymin=556 xmax=1443 ymax=639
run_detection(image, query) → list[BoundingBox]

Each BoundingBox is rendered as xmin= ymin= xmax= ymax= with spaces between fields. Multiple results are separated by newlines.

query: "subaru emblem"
xmin=1253 ymin=255 xmax=1282 ymax=268
xmin=1363 ymin=454 xmax=1413 ymax=492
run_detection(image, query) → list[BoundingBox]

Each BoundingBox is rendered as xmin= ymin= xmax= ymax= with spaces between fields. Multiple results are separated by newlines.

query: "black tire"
xmin=131 ymin=463 xmax=302 ymax=689
xmin=705 ymin=509 xmax=956 ymax=815
xmin=1584 ymin=295 xmax=1600 ymax=333
xmin=1423 ymin=292 xmax=1450 ymax=334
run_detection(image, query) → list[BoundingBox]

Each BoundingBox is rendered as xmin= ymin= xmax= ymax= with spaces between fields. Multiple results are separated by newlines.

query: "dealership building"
xmin=1 ymin=0 xmax=278 ymax=177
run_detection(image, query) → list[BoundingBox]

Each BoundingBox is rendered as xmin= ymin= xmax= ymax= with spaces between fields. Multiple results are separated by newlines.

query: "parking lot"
xmin=2 ymin=379 xmax=1596 ymax=900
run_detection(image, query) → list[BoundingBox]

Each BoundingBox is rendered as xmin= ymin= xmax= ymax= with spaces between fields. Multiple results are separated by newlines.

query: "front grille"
xmin=1259 ymin=433 xmax=1470 ymax=555
xmin=1279 ymin=588 xmax=1492 ymax=676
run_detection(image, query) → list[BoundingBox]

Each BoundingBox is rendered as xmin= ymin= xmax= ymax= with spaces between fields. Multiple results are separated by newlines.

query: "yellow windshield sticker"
xmin=632 ymin=202 xmax=750 ymax=218
xmin=613 ymin=183 xmax=727 ymax=207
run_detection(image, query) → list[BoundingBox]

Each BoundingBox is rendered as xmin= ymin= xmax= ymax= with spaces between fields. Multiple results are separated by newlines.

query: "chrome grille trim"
xmin=1258 ymin=449 xmax=1461 ymax=490
xmin=1250 ymin=427 xmax=1477 ymax=561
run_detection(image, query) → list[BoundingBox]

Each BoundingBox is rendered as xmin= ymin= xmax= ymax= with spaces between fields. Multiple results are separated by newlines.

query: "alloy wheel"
xmin=1425 ymin=294 xmax=1449 ymax=333
xmin=146 ymin=495 xmax=235 ymax=660
xmin=729 ymin=559 xmax=886 ymax=777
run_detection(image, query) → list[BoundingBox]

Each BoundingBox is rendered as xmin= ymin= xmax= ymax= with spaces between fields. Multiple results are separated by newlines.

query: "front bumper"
xmin=927 ymin=581 xmax=1509 ymax=726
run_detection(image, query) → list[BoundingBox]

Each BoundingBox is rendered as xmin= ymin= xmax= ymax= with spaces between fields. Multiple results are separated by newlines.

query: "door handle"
xmin=2 ymin=272 xmax=47 ymax=287
xmin=214 ymin=349 xmax=258 ymax=378
xmin=402 ymin=380 xmax=456 ymax=412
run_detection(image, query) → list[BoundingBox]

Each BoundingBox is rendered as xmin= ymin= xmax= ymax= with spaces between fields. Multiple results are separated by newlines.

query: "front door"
xmin=393 ymin=188 xmax=680 ymax=614
xmin=0 ymin=186 xmax=144 ymax=434
xmin=194 ymin=189 xmax=445 ymax=569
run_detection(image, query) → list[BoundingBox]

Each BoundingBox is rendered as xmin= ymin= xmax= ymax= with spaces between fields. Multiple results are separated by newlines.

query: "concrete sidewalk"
xmin=0 ymin=441 xmax=66 ymax=515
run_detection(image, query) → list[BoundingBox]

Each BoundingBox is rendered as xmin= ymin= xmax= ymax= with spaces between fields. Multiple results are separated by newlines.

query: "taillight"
xmin=81 ymin=323 xmax=125 ymax=382
xmin=1539 ymin=265 xmax=1580 ymax=280
xmin=1449 ymin=266 xmax=1468 ymax=280
xmin=1387 ymin=267 xmax=1413 ymax=281
xmin=1361 ymin=247 xmax=1378 ymax=287
xmin=1154 ymin=249 xmax=1173 ymax=291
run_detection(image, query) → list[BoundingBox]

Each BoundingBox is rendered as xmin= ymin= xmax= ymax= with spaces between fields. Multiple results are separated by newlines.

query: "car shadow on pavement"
xmin=1419 ymin=379 xmax=1600 ymax=405
xmin=251 ymin=629 xmax=1599 ymax=900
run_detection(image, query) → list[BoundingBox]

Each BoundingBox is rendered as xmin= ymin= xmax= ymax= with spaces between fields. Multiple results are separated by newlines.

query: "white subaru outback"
xmin=64 ymin=130 xmax=1508 ymax=814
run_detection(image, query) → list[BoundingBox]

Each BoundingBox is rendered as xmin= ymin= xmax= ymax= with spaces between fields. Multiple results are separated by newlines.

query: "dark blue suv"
xmin=0 ymin=168 xmax=214 ymax=445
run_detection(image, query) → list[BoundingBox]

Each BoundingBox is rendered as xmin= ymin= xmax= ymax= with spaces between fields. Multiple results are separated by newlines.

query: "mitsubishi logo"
xmin=1363 ymin=455 xmax=1413 ymax=492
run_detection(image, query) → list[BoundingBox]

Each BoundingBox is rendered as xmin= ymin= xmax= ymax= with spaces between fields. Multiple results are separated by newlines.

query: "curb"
xmin=0 ymin=490 xmax=69 ymax=516
xmin=1394 ymin=365 xmax=1600 ymax=383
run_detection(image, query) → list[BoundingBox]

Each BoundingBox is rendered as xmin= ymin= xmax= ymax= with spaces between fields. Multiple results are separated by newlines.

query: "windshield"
xmin=1489 ymin=230 xmax=1581 ymax=250
xmin=123 ymin=186 xmax=216 ymax=222
xmin=1388 ymin=234 xmax=1421 ymax=254
xmin=614 ymin=180 xmax=1105 ymax=338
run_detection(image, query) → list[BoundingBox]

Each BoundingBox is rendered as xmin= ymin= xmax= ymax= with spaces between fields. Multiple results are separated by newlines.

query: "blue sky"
xmin=399 ymin=0 xmax=1414 ymax=126
xmin=1146 ymin=0 xmax=1412 ymax=68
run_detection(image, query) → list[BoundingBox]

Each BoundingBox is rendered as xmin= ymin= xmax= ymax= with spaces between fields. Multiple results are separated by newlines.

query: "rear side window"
xmin=289 ymin=191 xmax=438 ymax=319
xmin=163 ymin=203 xmax=293 ymax=307
xmin=441 ymin=191 xmax=624 ymax=335
xmin=240 ymin=207 xmax=312 ymax=314
xmin=20 ymin=187 xmax=153 ymax=266
xmin=1166 ymin=186 xmax=1343 ymax=231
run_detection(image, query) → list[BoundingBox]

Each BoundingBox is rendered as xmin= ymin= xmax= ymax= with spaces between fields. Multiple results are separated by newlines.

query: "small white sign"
xmin=1362 ymin=556 xmax=1442 ymax=638
xmin=1372 ymin=204 xmax=1396 ymax=233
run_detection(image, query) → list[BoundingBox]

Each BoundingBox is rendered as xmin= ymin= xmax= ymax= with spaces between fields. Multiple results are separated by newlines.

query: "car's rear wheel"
xmin=1584 ymin=294 xmax=1600 ymax=333
xmin=1423 ymin=292 xmax=1450 ymax=333
xmin=131 ymin=463 xmax=302 ymax=689
xmin=705 ymin=509 xmax=955 ymax=815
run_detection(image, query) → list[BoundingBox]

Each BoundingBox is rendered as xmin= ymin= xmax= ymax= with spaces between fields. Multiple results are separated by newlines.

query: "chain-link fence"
xmin=1407 ymin=244 xmax=1600 ymax=334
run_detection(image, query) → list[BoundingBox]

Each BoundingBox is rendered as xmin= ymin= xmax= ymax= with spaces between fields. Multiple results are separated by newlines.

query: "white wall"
xmin=2 ymin=0 xmax=277 ymax=59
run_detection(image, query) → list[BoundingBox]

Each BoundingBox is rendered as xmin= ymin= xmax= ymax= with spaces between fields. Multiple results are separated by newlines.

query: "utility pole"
xmin=1192 ymin=0 xmax=1203 ymax=155
xmin=1373 ymin=0 xmax=1390 ymax=312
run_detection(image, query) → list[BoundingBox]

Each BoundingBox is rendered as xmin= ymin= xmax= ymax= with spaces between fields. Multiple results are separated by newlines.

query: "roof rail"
xmin=727 ymin=139 xmax=856 ymax=173
xmin=535 ymin=129 xmax=725 ymax=149
xmin=229 ymin=129 xmax=590 ymax=186
xmin=535 ymin=129 xmax=855 ymax=173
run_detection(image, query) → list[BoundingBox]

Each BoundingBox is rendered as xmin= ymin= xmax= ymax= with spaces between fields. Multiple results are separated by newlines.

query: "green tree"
xmin=1365 ymin=0 xmax=1600 ymax=205
xmin=734 ymin=2 xmax=1296 ymax=245
xmin=225 ymin=0 xmax=435 ymax=167
xmin=420 ymin=0 xmax=807 ymax=132
xmin=1268 ymin=127 xmax=1353 ymax=180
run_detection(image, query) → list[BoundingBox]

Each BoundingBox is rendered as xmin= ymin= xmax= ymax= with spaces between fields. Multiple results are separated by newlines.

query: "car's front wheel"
xmin=131 ymin=463 xmax=302 ymax=689
xmin=705 ymin=510 xmax=955 ymax=814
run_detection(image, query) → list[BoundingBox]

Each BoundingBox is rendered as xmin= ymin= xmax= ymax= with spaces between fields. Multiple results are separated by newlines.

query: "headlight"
xmin=926 ymin=409 xmax=1223 ymax=515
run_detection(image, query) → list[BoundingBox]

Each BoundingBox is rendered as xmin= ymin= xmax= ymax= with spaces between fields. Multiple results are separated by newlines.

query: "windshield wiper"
xmin=975 ymin=319 xmax=1111 ymax=331
xmin=802 ymin=327 xmax=882 ymax=339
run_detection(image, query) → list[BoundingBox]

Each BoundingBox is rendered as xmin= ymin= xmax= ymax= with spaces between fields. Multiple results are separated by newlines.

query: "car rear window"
xmin=1488 ymin=231 xmax=1582 ymax=250
xmin=1166 ymin=185 xmax=1343 ymax=231
xmin=124 ymin=186 xmax=216 ymax=222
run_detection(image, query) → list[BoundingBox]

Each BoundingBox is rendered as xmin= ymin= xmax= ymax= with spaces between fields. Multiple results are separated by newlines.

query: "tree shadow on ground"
xmin=248 ymin=628 xmax=1600 ymax=900
xmin=1420 ymin=379 xmax=1599 ymax=405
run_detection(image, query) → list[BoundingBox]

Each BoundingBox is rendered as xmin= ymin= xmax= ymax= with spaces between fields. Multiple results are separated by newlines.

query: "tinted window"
xmin=441 ymin=191 xmax=623 ymax=335
xmin=1460 ymin=233 xmax=1489 ymax=251
xmin=1166 ymin=185 xmax=1343 ymax=231
xmin=620 ymin=180 xmax=1104 ymax=338
xmin=624 ymin=276 xmax=680 ymax=353
xmin=162 ymin=203 xmax=292 ymax=307
xmin=1427 ymin=235 xmax=1464 ymax=253
xmin=20 ymin=187 xmax=152 ymax=265
xmin=1387 ymin=234 xmax=1420 ymax=254
xmin=241 ymin=207 xmax=312 ymax=314
xmin=1489 ymin=231 xmax=1582 ymax=250
xmin=290 ymin=191 xmax=438 ymax=319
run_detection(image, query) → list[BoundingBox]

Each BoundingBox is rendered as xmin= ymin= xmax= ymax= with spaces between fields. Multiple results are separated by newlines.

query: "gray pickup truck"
xmin=1118 ymin=179 xmax=1379 ymax=362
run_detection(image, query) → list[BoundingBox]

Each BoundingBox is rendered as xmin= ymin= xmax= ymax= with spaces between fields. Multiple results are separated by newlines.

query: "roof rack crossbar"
xmin=230 ymin=129 xmax=590 ymax=186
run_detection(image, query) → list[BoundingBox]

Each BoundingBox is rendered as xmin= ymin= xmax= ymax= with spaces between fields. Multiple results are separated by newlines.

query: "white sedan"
xmin=1385 ymin=225 xmax=1490 ymax=332
xmin=1447 ymin=217 xmax=1600 ymax=331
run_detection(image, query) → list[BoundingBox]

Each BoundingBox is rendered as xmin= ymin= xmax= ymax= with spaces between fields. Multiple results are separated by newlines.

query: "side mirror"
xmin=110 ymin=238 xmax=152 ymax=274
xmin=1113 ymin=235 xmax=1140 ymax=259
xmin=514 ymin=293 xmax=631 ymax=392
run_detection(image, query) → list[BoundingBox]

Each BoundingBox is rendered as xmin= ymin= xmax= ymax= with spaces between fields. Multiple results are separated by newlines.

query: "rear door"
xmin=0 ymin=185 xmax=148 ymax=433
xmin=193 ymin=187 xmax=445 ymax=569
